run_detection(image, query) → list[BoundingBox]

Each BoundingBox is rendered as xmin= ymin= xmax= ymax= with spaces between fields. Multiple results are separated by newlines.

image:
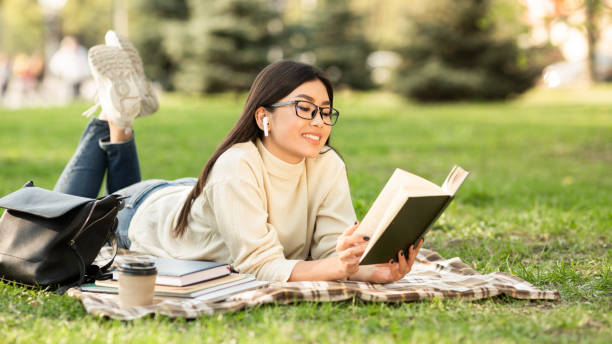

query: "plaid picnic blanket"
xmin=67 ymin=248 xmax=559 ymax=320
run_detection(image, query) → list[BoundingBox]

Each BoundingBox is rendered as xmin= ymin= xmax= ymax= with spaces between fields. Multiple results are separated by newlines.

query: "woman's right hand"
xmin=288 ymin=221 xmax=369 ymax=282
xmin=334 ymin=221 xmax=368 ymax=278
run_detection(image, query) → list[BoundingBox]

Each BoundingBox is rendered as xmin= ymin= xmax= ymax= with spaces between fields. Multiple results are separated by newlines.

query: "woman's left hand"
xmin=350 ymin=238 xmax=424 ymax=283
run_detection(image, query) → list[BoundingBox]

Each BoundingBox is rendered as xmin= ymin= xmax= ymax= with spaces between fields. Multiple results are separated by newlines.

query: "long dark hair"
xmin=173 ymin=60 xmax=335 ymax=237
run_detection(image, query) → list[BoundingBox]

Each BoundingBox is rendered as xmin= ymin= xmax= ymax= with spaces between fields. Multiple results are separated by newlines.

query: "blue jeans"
xmin=54 ymin=118 xmax=196 ymax=248
xmin=112 ymin=178 xmax=196 ymax=248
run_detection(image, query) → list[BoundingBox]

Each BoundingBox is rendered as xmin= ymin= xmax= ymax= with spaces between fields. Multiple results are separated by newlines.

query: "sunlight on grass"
xmin=520 ymin=83 xmax=612 ymax=105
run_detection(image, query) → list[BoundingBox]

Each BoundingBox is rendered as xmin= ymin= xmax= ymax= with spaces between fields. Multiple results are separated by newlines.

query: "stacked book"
xmin=81 ymin=258 xmax=268 ymax=302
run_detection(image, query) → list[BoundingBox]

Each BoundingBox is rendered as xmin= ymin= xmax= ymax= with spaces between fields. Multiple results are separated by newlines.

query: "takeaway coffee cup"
xmin=118 ymin=259 xmax=157 ymax=308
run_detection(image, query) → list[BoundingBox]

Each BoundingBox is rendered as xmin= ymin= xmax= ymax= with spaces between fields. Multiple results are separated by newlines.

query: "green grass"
xmin=1 ymin=86 xmax=610 ymax=343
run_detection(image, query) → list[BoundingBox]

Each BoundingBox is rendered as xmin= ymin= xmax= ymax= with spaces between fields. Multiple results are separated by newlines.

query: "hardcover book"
xmin=112 ymin=258 xmax=231 ymax=286
xmin=356 ymin=165 xmax=469 ymax=265
xmin=194 ymin=280 xmax=269 ymax=302
xmin=87 ymin=273 xmax=255 ymax=298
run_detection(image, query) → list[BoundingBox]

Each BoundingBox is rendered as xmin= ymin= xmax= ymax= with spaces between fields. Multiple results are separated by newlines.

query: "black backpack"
xmin=0 ymin=182 xmax=122 ymax=292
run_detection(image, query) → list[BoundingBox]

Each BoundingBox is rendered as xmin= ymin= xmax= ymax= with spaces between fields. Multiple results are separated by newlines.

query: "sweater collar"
xmin=256 ymin=139 xmax=305 ymax=179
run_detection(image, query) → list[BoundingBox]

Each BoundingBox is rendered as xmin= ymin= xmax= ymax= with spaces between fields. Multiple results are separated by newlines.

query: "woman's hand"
xmin=288 ymin=221 xmax=369 ymax=281
xmin=350 ymin=238 xmax=424 ymax=283
xmin=334 ymin=221 xmax=369 ymax=278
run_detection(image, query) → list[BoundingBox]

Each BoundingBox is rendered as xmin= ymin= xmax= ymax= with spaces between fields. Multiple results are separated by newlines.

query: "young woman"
xmin=55 ymin=31 xmax=423 ymax=283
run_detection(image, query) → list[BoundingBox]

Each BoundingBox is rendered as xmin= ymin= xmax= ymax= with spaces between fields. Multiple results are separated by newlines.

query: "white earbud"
xmin=263 ymin=116 xmax=269 ymax=137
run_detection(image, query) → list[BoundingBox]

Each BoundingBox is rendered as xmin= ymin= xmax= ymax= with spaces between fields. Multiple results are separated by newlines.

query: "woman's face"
xmin=262 ymin=79 xmax=332 ymax=164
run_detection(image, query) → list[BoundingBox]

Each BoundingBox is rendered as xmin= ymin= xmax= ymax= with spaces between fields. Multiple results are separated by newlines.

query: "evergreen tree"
xmin=395 ymin=0 xmax=541 ymax=101
xmin=163 ymin=0 xmax=282 ymax=93
xmin=130 ymin=0 xmax=188 ymax=90
xmin=305 ymin=0 xmax=374 ymax=89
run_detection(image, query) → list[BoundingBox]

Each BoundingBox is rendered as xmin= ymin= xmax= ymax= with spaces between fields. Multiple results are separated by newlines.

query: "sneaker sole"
xmin=88 ymin=45 xmax=141 ymax=129
xmin=105 ymin=31 xmax=159 ymax=117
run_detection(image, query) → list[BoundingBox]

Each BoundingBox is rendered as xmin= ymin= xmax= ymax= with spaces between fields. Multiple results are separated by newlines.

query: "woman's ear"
xmin=254 ymin=106 xmax=267 ymax=131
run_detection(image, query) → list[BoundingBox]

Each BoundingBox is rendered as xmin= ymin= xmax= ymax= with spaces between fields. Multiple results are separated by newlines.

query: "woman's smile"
xmin=302 ymin=132 xmax=322 ymax=144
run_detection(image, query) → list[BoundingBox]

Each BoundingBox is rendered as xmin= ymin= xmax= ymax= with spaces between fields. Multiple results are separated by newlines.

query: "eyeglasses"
xmin=268 ymin=100 xmax=340 ymax=126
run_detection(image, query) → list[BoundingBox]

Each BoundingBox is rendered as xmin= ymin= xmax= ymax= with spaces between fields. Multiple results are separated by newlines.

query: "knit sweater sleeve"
xmin=310 ymin=163 xmax=357 ymax=260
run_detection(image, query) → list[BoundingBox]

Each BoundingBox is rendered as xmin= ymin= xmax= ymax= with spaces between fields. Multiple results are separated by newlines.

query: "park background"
xmin=0 ymin=0 xmax=610 ymax=343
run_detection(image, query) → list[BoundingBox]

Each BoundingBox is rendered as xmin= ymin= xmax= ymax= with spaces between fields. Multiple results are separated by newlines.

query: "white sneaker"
xmin=83 ymin=45 xmax=141 ymax=132
xmin=105 ymin=30 xmax=158 ymax=117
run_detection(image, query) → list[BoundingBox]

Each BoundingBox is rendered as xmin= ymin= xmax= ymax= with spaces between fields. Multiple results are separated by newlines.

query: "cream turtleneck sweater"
xmin=128 ymin=139 xmax=356 ymax=281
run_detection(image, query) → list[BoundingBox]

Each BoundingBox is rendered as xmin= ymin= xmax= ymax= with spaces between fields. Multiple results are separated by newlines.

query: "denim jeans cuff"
xmin=90 ymin=117 xmax=109 ymax=127
xmin=98 ymin=132 xmax=136 ymax=150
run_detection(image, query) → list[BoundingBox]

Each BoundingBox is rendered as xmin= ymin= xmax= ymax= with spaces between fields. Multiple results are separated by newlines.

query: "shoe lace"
xmin=81 ymin=92 xmax=132 ymax=135
xmin=82 ymin=94 xmax=100 ymax=118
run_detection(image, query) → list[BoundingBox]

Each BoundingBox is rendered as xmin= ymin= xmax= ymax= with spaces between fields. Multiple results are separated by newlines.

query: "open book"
xmin=355 ymin=165 xmax=469 ymax=265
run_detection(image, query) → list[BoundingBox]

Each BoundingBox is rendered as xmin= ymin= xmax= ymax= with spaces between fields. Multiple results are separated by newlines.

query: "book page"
xmin=354 ymin=169 xmax=404 ymax=237
xmin=441 ymin=165 xmax=470 ymax=195
xmin=441 ymin=165 xmax=457 ymax=190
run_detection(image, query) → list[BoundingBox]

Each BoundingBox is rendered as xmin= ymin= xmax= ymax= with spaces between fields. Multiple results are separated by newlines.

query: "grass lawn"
xmin=0 ymin=86 xmax=610 ymax=343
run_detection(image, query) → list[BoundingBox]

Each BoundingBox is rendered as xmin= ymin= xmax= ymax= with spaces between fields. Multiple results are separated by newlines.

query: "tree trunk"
xmin=585 ymin=0 xmax=599 ymax=83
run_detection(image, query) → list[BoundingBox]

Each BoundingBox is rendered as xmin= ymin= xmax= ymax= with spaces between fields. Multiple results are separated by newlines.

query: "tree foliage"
xmin=131 ymin=0 xmax=375 ymax=93
xmin=160 ymin=0 xmax=282 ymax=93
xmin=304 ymin=0 xmax=374 ymax=89
xmin=395 ymin=0 xmax=542 ymax=101
xmin=128 ymin=0 xmax=188 ymax=90
xmin=61 ymin=0 xmax=112 ymax=48
xmin=0 ymin=0 xmax=44 ymax=54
